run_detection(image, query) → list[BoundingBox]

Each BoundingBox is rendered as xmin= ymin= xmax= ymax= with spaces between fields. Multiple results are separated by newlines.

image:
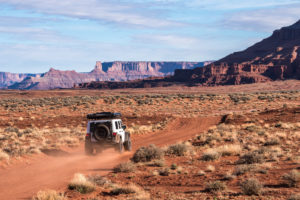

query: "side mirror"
xmin=122 ymin=125 xmax=127 ymax=130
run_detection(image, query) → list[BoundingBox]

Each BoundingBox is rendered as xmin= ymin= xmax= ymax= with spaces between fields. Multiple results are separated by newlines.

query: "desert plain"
xmin=0 ymin=80 xmax=299 ymax=200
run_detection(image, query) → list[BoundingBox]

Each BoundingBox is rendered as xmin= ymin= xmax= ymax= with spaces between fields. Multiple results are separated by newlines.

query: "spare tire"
xmin=94 ymin=125 xmax=110 ymax=141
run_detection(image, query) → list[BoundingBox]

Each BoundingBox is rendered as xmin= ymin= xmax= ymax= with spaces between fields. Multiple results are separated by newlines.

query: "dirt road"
xmin=0 ymin=116 xmax=221 ymax=200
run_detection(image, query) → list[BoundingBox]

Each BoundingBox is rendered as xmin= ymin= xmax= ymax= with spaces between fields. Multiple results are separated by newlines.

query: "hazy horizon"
xmin=0 ymin=0 xmax=299 ymax=73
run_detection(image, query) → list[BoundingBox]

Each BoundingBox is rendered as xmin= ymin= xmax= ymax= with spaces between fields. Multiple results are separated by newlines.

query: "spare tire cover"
xmin=94 ymin=125 xmax=109 ymax=141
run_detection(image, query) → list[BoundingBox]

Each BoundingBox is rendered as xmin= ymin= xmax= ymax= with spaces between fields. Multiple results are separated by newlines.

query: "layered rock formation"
xmin=7 ymin=61 xmax=208 ymax=90
xmin=77 ymin=20 xmax=300 ymax=89
xmin=172 ymin=20 xmax=300 ymax=85
xmin=0 ymin=72 xmax=38 ymax=88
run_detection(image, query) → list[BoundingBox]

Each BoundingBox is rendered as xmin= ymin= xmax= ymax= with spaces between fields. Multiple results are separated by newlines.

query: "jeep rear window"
xmin=115 ymin=122 xmax=118 ymax=129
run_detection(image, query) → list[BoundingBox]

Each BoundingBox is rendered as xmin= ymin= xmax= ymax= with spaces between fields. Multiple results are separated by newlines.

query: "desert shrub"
xmin=288 ymin=194 xmax=300 ymax=200
xmin=166 ymin=143 xmax=190 ymax=156
xmin=110 ymin=186 xmax=136 ymax=195
xmin=217 ymin=144 xmax=241 ymax=156
xmin=0 ymin=151 xmax=9 ymax=162
xmin=282 ymin=170 xmax=300 ymax=187
xmin=68 ymin=173 xmax=95 ymax=194
xmin=245 ymin=125 xmax=260 ymax=132
xmin=264 ymin=138 xmax=280 ymax=146
xmin=223 ymin=172 xmax=236 ymax=180
xmin=197 ymin=170 xmax=206 ymax=176
xmin=205 ymin=181 xmax=226 ymax=193
xmin=110 ymin=184 xmax=150 ymax=199
xmin=170 ymin=163 xmax=177 ymax=170
xmin=59 ymin=137 xmax=79 ymax=147
xmin=233 ymin=165 xmax=254 ymax=176
xmin=240 ymin=178 xmax=262 ymax=195
xmin=88 ymin=175 xmax=110 ymax=186
xmin=113 ymin=162 xmax=135 ymax=173
xmin=159 ymin=168 xmax=170 ymax=176
xmin=110 ymin=184 xmax=140 ymax=195
xmin=132 ymin=144 xmax=164 ymax=163
xmin=206 ymin=165 xmax=215 ymax=172
xmin=4 ymin=127 xmax=19 ymax=133
xmin=32 ymin=190 xmax=66 ymax=200
xmin=237 ymin=152 xmax=264 ymax=164
xmin=149 ymin=159 xmax=165 ymax=167
xmin=202 ymin=149 xmax=220 ymax=161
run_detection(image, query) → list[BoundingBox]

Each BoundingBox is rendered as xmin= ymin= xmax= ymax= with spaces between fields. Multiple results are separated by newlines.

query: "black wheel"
xmin=85 ymin=139 xmax=94 ymax=155
xmin=124 ymin=137 xmax=132 ymax=151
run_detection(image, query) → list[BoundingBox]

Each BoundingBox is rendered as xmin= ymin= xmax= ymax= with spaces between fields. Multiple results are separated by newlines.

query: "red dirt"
xmin=0 ymin=116 xmax=221 ymax=200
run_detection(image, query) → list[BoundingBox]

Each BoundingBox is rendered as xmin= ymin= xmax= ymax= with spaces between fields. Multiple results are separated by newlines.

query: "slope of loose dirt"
xmin=0 ymin=116 xmax=221 ymax=200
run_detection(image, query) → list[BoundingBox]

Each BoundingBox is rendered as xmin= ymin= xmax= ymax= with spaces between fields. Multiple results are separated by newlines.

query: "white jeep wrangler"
xmin=85 ymin=112 xmax=131 ymax=155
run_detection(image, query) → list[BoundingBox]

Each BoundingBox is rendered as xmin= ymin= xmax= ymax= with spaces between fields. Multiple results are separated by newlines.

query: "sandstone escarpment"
xmin=7 ymin=61 xmax=208 ymax=90
xmin=171 ymin=20 xmax=300 ymax=85
xmin=0 ymin=72 xmax=39 ymax=88
xmin=76 ymin=20 xmax=300 ymax=89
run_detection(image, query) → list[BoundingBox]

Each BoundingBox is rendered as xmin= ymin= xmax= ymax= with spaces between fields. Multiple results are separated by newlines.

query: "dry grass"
xmin=110 ymin=184 xmax=150 ymax=199
xmin=68 ymin=173 xmax=95 ymax=194
xmin=132 ymin=144 xmax=164 ymax=163
xmin=0 ymin=151 xmax=9 ymax=162
xmin=113 ymin=162 xmax=136 ymax=173
xmin=0 ymin=127 xmax=84 ymax=158
xmin=201 ymin=149 xmax=220 ymax=161
xmin=205 ymin=181 xmax=226 ymax=193
xmin=216 ymin=144 xmax=241 ymax=156
xmin=240 ymin=178 xmax=262 ymax=195
xmin=237 ymin=152 xmax=264 ymax=164
xmin=288 ymin=194 xmax=300 ymax=200
xmin=206 ymin=165 xmax=215 ymax=172
xmin=32 ymin=190 xmax=66 ymax=200
xmin=282 ymin=170 xmax=300 ymax=187
xmin=158 ymin=168 xmax=170 ymax=176
xmin=166 ymin=143 xmax=192 ymax=156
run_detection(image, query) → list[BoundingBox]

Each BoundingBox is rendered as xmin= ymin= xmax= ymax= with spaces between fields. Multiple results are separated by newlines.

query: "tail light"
xmin=86 ymin=133 xmax=91 ymax=137
xmin=113 ymin=132 xmax=117 ymax=136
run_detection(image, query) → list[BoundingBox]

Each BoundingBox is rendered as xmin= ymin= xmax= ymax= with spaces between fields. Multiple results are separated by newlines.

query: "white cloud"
xmin=187 ymin=0 xmax=300 ymax=10
xmin=135 ymin=34 xmax=202 ymax=49
xmin=0 ymin=0 xmax=181 ymax=28
xmin=221 ymin=4 xmax=300 ymax=32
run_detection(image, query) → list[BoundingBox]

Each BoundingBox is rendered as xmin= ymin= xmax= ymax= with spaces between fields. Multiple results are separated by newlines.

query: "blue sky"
xmin=0 ymin=0 xmax=299 ymax=73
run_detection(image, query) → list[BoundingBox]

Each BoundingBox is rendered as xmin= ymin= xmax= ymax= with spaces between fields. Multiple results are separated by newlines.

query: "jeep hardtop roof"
xmin=87 ymin=112 xmax=121 ymax=120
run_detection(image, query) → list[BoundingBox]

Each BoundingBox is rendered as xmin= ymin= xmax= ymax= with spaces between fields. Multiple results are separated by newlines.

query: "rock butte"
xmin=2 ymin=62 xmax=210 ymax=90
xmin=77 ymin=20 xmax=300 ymax=89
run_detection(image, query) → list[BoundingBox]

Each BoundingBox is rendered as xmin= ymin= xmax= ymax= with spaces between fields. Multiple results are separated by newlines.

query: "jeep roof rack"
xmin=87 ymin=112 xmax=122 ymax=120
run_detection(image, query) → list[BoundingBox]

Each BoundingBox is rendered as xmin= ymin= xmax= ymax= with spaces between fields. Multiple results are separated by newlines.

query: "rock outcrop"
xmin=0 ymin=72 xmax=39 ymax=88
xmin=7 ymin=61 xmax=209 ymax=90
xmin=172 ymin=20 xmax=300 ymax=85
xmin=76 ymin=20 xmax=300 ymax=89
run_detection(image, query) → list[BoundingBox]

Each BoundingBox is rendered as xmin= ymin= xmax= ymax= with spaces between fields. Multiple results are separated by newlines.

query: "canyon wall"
xmin=6 ymin=61 xmax=209 ymax=90
xmin=76 ymin=20 xmax=300 ymax=89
